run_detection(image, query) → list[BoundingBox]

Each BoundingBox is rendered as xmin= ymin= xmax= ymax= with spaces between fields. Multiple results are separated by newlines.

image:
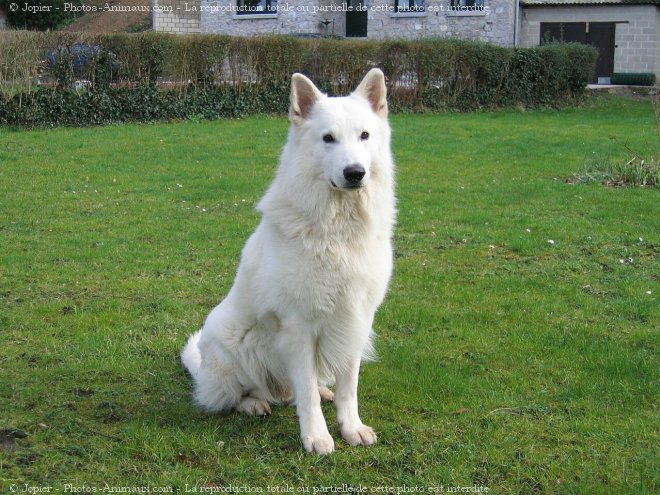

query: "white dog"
xmin=181 ymin=68 xmax=396 ymax=455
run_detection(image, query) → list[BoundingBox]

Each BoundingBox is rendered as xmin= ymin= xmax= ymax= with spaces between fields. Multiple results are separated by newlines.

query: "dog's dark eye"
xmin=360 ymin=131 xmax=370 ymax=141
xmin=323 ymin=134 xmax=335 ymax=143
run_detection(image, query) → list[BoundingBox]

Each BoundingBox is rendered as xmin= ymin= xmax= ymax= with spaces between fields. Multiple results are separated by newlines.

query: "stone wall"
xmin=200 ymin=0 xmax=321 ymax=36
xmin=519 ymin=5 xmax=660 ymax=80
xmin=366 ymin=0 xmax=515 ymax=45
xmin=185 ymin=0 xmax=516 ymax=45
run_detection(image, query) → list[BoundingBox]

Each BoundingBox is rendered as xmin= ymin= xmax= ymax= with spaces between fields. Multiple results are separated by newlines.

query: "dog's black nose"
xmin=343 ymin=165 xmax=366 ymax=185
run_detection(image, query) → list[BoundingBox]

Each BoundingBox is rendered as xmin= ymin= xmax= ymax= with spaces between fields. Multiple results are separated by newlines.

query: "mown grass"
xmin=1 ymin=97 xmax=658 ymax=493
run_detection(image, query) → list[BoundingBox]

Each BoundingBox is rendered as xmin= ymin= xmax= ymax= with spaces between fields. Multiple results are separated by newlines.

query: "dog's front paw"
xmin=341 ymin=424 xmax=377 ymax=447
xmin=303 ymin=433 xmax=335 ymax=455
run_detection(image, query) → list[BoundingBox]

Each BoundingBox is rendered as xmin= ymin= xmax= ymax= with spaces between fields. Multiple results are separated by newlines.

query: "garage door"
xmin=540 ymin=22 xmax=616 ymax=83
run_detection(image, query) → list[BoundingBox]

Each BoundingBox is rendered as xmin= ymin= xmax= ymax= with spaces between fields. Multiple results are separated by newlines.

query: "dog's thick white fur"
xmin=181 ymin=69 xmax=396 ymax=455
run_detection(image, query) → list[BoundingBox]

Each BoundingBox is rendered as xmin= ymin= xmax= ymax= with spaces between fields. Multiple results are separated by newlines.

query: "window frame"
xmin=394 ymin=0 xmax=426 ymax=14
xmin=236 ymin=0 xmax=278 ymax=15
xmin=449 ymin=0 xmax=485 ymax=10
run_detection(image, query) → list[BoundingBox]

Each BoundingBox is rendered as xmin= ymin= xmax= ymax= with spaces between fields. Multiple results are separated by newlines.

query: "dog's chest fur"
xmin=262 ymin=185 xmax=393 ymax=319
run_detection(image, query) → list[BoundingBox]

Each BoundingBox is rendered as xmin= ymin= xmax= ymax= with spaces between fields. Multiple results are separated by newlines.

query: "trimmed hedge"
xmin=0 ymin=32 xmax=598 ymax=127
xmin=610 ymin=73 xmax=657 ymax=87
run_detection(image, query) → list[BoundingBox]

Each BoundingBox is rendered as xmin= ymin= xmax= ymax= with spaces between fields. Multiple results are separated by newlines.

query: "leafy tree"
xmin=0 ymin=0 xmax=82 ymax=31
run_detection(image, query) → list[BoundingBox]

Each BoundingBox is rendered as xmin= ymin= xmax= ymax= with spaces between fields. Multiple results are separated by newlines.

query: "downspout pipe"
xmin=514 ymin=0 xmax=520 ymax=47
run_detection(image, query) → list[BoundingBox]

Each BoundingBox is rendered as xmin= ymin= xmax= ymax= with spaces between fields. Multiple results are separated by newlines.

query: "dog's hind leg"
xmin=194 ymin=347 xmax=274 ymax=416
xmin=319 ymin=386 xmax=334 ymax=402
xmin=235 ymin=396 xmax=272 ymax=416
xmin=191 ymin=341 xmax=244 ymax=413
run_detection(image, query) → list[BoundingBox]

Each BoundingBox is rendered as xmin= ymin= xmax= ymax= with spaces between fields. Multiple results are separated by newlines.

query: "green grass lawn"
xmin=1 ymin=97 xmax=658 ymax=493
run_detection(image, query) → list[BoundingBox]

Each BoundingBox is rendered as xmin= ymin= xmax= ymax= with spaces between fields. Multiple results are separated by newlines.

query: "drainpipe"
xmin=513 ymin=0 xmax=520 ymax=47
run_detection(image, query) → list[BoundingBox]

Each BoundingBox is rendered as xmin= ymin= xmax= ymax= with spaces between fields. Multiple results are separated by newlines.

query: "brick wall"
xmin=656 ymin=6 xmax=660 ymax=83
xmin=519 ymin=5 xmax=659 ymax=81
xmin=153 ymin=0 xmax=202 ymax=33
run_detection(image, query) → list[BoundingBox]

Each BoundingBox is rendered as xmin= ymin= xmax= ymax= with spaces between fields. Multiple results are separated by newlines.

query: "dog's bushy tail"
xmin=181 ymin=330 xmax=202 ymax=378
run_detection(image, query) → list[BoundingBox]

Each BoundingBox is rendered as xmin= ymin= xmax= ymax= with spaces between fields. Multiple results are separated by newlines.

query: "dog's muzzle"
xmin=342 ymin=165 xmax=366 ymax=188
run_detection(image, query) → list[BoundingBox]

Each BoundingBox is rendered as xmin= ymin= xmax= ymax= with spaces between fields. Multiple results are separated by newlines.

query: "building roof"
xmin=521 ymin=0 xmax=660 ymax=6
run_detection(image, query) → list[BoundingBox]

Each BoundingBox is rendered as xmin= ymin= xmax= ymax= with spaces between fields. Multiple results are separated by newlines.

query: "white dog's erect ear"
xmin=290 ymin=73 xmax=323 ymax=125
xmin=354 ymin=68 xmax=388 ymax=118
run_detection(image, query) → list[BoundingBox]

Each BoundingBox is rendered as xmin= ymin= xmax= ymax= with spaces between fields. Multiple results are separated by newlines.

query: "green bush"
xmin=610 ymin=72 xmax=657 ymax=87
xmin=574 ymin=155 xmax=660 ymax=188
xmin=0 ymin=32 xmax=598 ymax=128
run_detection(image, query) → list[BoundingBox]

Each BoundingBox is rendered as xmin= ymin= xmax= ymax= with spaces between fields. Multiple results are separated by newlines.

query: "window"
xmin=395 ymin=0 xmax=425 ymax=13
xmin=237 ymin=0 xmax=278 ymax=14
xmin=449 ymin=0 xmax=484 ymax=10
